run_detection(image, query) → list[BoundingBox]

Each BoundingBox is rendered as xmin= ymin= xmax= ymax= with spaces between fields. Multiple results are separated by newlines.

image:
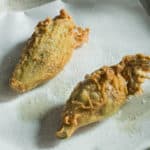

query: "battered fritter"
xmin=10 ymin=9 xmax=89 ymax=92
xmin=56 ymin=54 xmax=150 ymax=138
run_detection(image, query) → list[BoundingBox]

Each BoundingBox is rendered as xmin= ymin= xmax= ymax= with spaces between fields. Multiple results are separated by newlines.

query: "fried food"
xmin=10 ymin=9 xmax=89 ymax=92
xmin=56 ymin=54 xmax=150 ymax=138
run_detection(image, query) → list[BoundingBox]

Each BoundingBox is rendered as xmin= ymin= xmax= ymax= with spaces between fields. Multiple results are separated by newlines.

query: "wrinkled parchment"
xmin=0 ymin=0 xmax=150 ymax=150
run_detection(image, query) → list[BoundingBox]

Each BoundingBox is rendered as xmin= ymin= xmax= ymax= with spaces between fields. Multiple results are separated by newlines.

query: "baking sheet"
xmin=0 ymin=0 xmax=150 ymax=150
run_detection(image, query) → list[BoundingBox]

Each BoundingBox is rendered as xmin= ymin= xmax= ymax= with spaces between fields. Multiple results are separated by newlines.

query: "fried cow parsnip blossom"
xmin=10 ymin=9 xmax=89 ymax=92
xmin=56 ymin=54 xmax=150 ymax=138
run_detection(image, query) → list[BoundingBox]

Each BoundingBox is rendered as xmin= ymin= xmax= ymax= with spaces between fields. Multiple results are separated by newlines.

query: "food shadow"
xmin=37 ymin=104 xmax=64 ymax=148
xmin=0 ymin=41 xmax=25 ymax=102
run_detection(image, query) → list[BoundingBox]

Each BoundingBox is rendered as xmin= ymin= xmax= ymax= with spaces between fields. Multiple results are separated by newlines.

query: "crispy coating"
xmin=56 ymin=54 xmax=150 ymax=138
xmin=10 ymin=9 xmax=89 ymax=92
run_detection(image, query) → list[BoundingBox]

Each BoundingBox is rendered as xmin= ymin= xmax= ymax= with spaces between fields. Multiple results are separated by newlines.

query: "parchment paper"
xmin=0 ymin=0 xmax=150 ymax=150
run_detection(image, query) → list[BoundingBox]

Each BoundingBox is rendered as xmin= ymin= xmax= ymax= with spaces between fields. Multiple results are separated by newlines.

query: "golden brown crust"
xmin=10 ymin=9 xmax=89 ymax=92
xmin=56 ymin=54 xmax=150 ymax=138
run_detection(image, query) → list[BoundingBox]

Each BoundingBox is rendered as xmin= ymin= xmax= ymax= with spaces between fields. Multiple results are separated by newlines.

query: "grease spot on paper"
xmin=18 ymin=94 xmax=52 ymax=121
xmin=115 ymin=94 xmax=150 ymax=137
